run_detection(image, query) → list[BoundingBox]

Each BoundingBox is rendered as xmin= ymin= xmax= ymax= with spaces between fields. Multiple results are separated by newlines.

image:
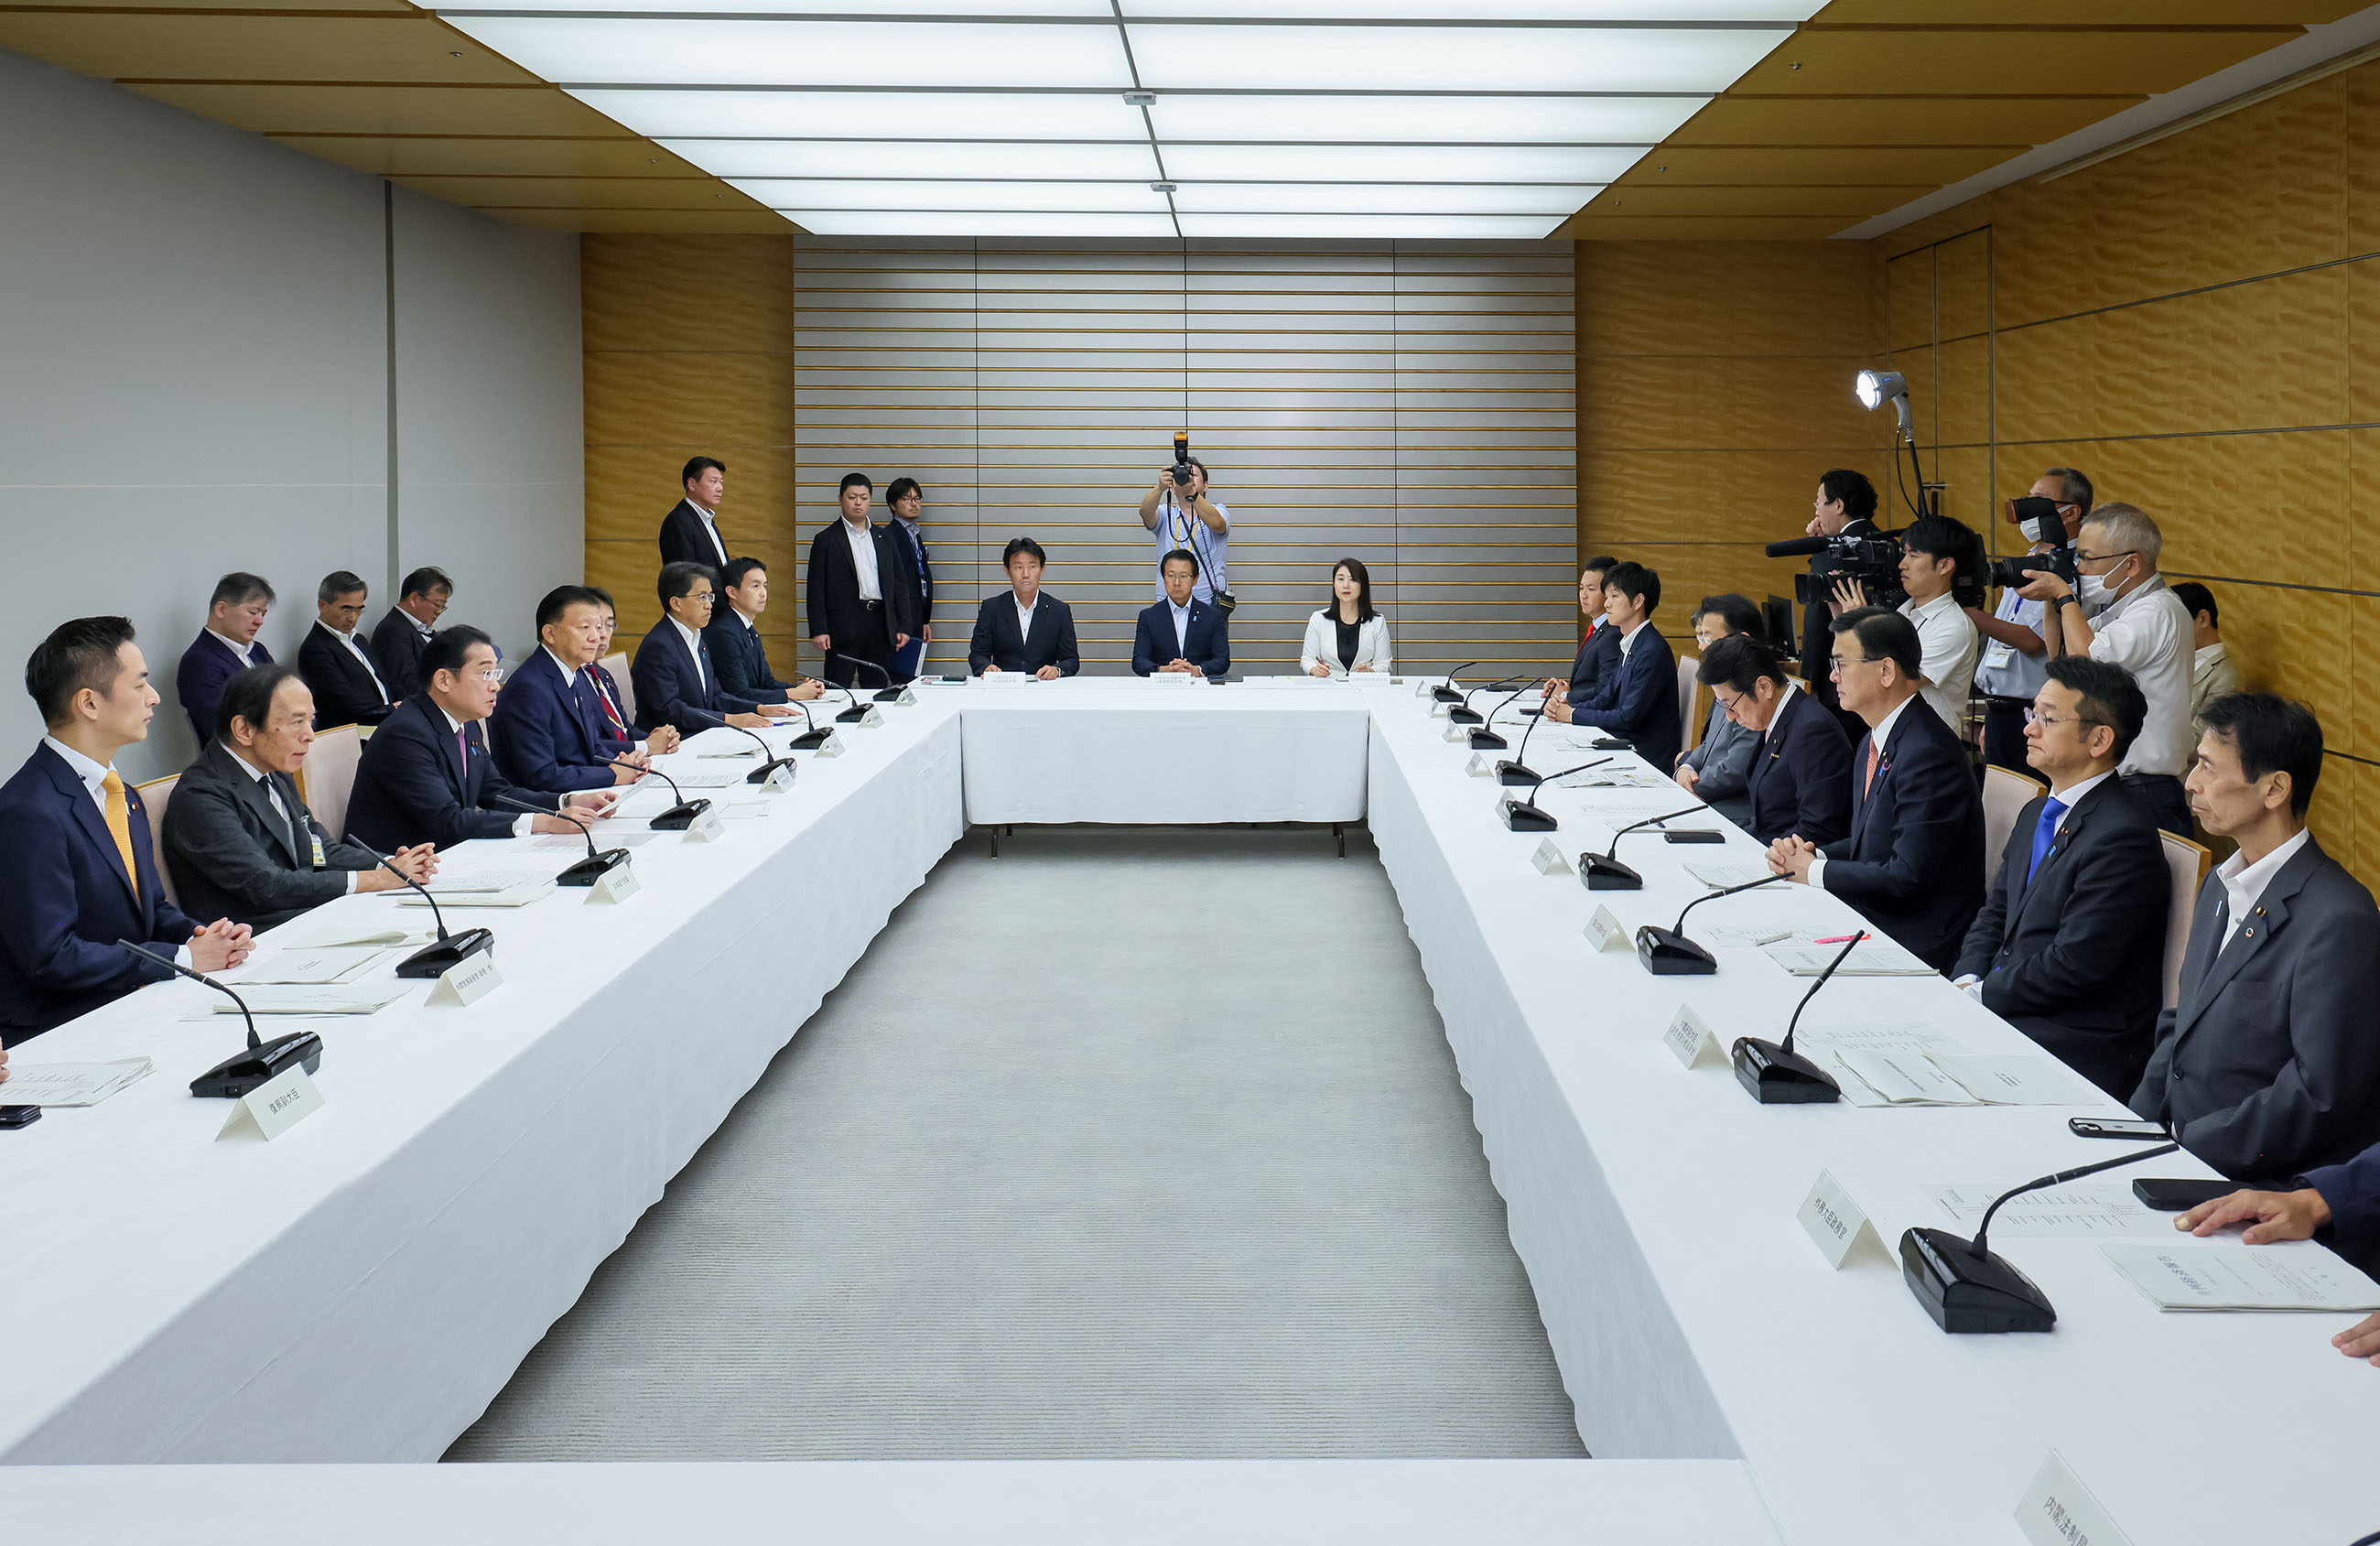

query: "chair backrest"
xmin=1676 ymin=654 xmax=1701 ymax=751
xmin=2158 ymin=831 xmax=2213 ymax=1011
xmin=299 ymin=723 xmax=362 ymax=840
xmin=135 ymin=774 xmax=179 ymax=908
xmin=1980 ymin=763 xmax=2046 ymax=881
xmin=600 ymin=652 xmax=635 ymax=724
xmin=1785 ymin=674 xmax=1812 ymax=694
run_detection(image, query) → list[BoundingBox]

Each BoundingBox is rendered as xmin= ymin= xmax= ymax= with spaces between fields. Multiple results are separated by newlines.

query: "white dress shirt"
xmin=1899 ymin=589 xmax=1981 ymax=734
xmin=206 ymin=628 xmax=258 ymax=666
xmin=2084 ymin=576 xmax=2193 ymax=777
xmin=2214 ymin=827 xmax=2312 ymax=949
xmin=321 ymin=621 xmax=391 ymax=704
xmin=843 ymin=518 xmax=882 ymax=602
xmin=1013 ymin=594 xmax=1038 ymax=651
xmin=1168 ymin=599 xmax=1192 ymax=658
xmin=1806 ymin=693 xmax=1917 ymax=893
xmin=435 ymin=706 xmax=539 ymax=837
xmin=42 ymin=735 xmax=194 ymax=963
xmin=667 ymin=616 xmax=708 ymax=692
xmin=1762 ymin=680 xmax=1800 ymax=743
xmin=227 ymin=743 xmax=357 ymax=893
xmin=691 ymin=501 xmax=728 ymax=567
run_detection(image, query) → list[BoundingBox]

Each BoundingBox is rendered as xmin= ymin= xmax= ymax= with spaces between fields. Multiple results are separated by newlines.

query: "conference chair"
xmin=1676 ymin=654 xmax=1701 ymax=752
xmin=600 ymin=651 xmax=636 ymax=723
xmin=298 ymin=722 xmax=362 ymax=840
xmin=1981 ymin=763 xmax=2046 ymax=884
xmin=137 ymin=773 xmax=179 ymax=909
xmin=1786 ymin=674 xmax=1812 ymax=694
xmin=2158 ymin=830 xmax=2213 ymax=1011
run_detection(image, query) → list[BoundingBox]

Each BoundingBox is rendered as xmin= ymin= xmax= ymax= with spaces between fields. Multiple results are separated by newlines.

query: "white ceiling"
xmin=432 ymin=3 xmax=1818 ymax=239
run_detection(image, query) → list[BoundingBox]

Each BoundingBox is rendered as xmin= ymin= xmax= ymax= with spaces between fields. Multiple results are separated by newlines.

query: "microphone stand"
xmin=1495 ymin=691 xmax=1558 ymax=785
xmin=1467 ymin=680 xmax=1541 ymax=751
xmin=692 ymin=711 xmax=798 ymax=785
xmin=346 ymin=837 xmax=495 ymax=979
xmin=627 ymin=761 xmax=710 ymax=829
xmin=1731 ymin=930 xmax=1863 ymax=1102
xmin=1496 ymin=758 xmax=1610 ymax=833
xmin=1431 ymin=659 xmax=1481 ymax=705
xmin=491 ymin=794 xmax=630 ymax=885
xmin=1581 ymin=803 xmax=1708 ymax=891
xmin=835 ymin=652 xmax=908 ymax=705
xmin=778 ymin=694 xmax=837 ymax=751
xmin=115 ymin=939 xmax=323 ymax=1097
xmin=1633 ymin=872 xmax=1791 ymax=975
xmin=824 ymin=680 xmax=876 ymax=726
xmin=1448 ymin=674 xmax=1531 ymax=728
xmin=1901 ymin=1140 xmax=2180 ymax=1334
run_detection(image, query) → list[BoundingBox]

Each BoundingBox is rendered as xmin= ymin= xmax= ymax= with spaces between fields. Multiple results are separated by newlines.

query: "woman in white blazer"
xmin=1300 ymin=557 xmax=1393 ymax=677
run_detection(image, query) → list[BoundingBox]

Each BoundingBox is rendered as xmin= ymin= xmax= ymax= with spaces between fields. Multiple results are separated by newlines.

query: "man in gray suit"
xmin=161 ymin=664 xmax=436 ymax=932
xmin=2131 ymin=693 xmax=2380 ymax=1181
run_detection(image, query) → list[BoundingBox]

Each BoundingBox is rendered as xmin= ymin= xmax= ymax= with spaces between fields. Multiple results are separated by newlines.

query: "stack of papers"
xmin=3 ymin=1058 xmax=153 ymax=1107
xmin=233 ymin=945 xmax=392 ymax=986
xmin=296 ymin=924 xmax=433 ymax=950
xmin=654 ymin=766 xmax=749 ymax=788
xmin=1764 ymin=936 xmax=1938 ymax=977
xmin=1551 ymin=766 xmax=1671 ymax=790
xmin=205 ymin=981 xmax=413 ymax=1016
xmin=528 ymin=829 xmax=662 ymax=852
xmin=397 ymin=880 xmax=554 ymax=909
xmin=1810 ymin=1030 xmax=2096 ymax=1108
xmin=2102 ymin=1244 xmax=2380 ymax=1312
xmin=1685 ymin=860 xmax=1776 ymax=890
xmin=1923 ymin=1183 xmax=2175 ymax=1239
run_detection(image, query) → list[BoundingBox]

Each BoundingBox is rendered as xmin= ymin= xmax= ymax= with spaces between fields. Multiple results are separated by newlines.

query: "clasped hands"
xmin=1765 ymin=834 xmax=1820 ymax=883
xmin=982 ymin=664 xmax=1063 ymax=680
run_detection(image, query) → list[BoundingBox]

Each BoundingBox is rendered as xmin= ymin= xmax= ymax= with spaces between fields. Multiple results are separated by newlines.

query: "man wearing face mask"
xmin=1972 ymin=468 xmax=2089 ymax=774
xmin=2017 ymin=502 xmax=2194 ymax=837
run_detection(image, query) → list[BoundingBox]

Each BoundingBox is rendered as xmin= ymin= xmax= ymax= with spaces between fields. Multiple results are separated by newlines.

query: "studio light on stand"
xmin=1853 ymin=368 xmax=1936 ymax=521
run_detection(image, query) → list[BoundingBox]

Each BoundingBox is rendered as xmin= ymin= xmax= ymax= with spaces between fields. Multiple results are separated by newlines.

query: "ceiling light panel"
xmin=1163 ymin=144 xmax=1637 ymax=184
xmin=1122 ymin=1 xmax=1812 ymax=16
xmin=438 ymin=17 xmax=1133 ymax=90
xmin=1175 ymin=213 xmax=1559 ymax=240
xmin=1170 ymin=182 xmax=1596 ymax=215
xmin=787 ymin=211 xmax=1179 ymax=238
xmin=448 ymin=0 xmax=1114 ymax=11
xmin=1127 ymin=25 xmax=1791 ymax=93
xmin=671 ymin=140 xmax=1163 ymax=180
xmin=733 ymin=178 xmax=1169 ymax=212
xmin=575 ymin=90 xmax=1146 ymax=142
xmin=1144 ymin=93 xmax=1697 ymax=146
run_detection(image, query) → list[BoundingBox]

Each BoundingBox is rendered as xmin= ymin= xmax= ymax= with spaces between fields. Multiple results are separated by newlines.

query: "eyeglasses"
xmin=471 ymin=667 xmax=503 ymax=684
xmin=1828 ymin=654 xmax=1875 ymax=676
xmin=2074 ymin=549 xmax=2137 ymax=569
xmin=2023 ymin=708 xmax=2106 ymax=732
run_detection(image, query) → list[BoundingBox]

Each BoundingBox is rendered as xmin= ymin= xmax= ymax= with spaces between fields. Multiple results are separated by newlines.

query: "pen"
xmin=1812 ymin=935 xmax=1859 ymax=946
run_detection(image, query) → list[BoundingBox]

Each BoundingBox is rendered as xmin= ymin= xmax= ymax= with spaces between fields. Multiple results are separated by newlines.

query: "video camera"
xmin=1767 ymin=529 xmax=1908 ymax=611
xmin=1985 ymin=496 xmax=2078 ymax=589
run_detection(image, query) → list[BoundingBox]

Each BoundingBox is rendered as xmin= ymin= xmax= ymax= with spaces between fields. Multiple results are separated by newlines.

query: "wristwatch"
xmin=2048 ymin=594 xmax=2072 ymax=611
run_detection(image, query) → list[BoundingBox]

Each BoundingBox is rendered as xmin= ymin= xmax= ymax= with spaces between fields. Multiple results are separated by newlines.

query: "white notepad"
xmin=2 ymin=1058 xmax=153 ymax=1107
xmin=2101 ymin=1243 xmax=2380 ymax=1312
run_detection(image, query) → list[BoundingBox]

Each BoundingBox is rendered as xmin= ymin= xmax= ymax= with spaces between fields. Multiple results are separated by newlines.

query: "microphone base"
xmin=396 ymin=928 xmax=495 ymax=979
xmin=1581 ymin=853 xmax=1644 ymax=892
xmin=1899 ymin=1227 xmax=2057 ymax=1334
xmin=833 ymin=706 xmax=871 ymax=723
xmin=871 ymin=687 xmax=904 ymax=702
xmin=1466 ymin=729 xmax=1509 ymax=750
xmin=189 ymin=1030 xmax=323 ymax=1098
xmin=1634 ymin=925 xmax=1716 ymax=976
xmin=1446 ymin=708 xmax=1484 ymax=725
xmin=1589 ymin=737 xmax=1633 ymax=751
xmin=787 ymin=729 xmax=835 ymax=750
xmin=1498 ymin=798 xmax=1557 ymax=832
xmin=744 ymin=756 xmax=798 ymax=785
xmin=556 ymin=848 xmax=633 ymax=888
xmin=649 ymin=798 xmax=713 ymax=831
xmin=1730 ymin=1037 xmax=1842 ymax=1103
xmin=1432 ymin=686 xmax=1463 ymax=703
xmin=1494 ymin=760 xmax=1541 ymax=787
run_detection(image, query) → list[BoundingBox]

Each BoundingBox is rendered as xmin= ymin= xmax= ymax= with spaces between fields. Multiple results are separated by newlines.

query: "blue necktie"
xmin=2027 ymin=795 xmax=2068 ymax=882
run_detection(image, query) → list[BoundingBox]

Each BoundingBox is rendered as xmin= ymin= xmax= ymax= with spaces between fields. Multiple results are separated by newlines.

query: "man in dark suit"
xmin=1 ymin=617 xmax=253 ymax=1042
xmin=1542 ymin=556 xmax=1620 ymax=711
xmin=806 ymin=472 xmax=920 ymax=688
xmin=658 ymin=455 xmax=733 ymax=573
xmin=493 ymin=586 xmax=675 ymax=795
xmin=1953 ymin=656 xmax=2169 ymax=1097
xmin=370 ymin=566 xmax=451 ymax=703
xmin=1131 ymin=548 xmax=1229 ymax=678
xmin=163 ymin=665 xmax=437 ymax=932
xmin=296 ymin=569 xmax=397 ymax=729
xmin=634 ymin=562 xmax=804 ymax=735
xmin=2131 ymin=694 xmax=2380 ymax=1181
xmin=1801 ymin=468 xmax=1884 ymax=741
xmin=708 ymin=557 xmax=827 ymax=705
xmin=1767 ymin=607 xmax=1985 ymax=973
xmin=176 ymin=571 xmax=276 ymax=743
xmin=1546 ymin=560 xmax=1682 ymax=772
xmin=345 ymin=626 xmax=614 ymax=853
xmin=1696 ymin=634 xmax=1852 ymax=847
xmin=970 ymin=536 xmax=1081 ymax=679
xmin=581 ymin=587 xmax=663 ymax=755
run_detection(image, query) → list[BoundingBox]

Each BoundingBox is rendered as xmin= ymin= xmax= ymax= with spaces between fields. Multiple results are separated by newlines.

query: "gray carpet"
xmin=449 ymin=826 xmax=1584 ymax=1460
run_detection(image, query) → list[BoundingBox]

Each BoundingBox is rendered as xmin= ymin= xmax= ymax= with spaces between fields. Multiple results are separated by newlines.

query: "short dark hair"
xmin=1583 ymin=555 xmax=1620 ymax=579
xmin=2042 ymin=654 xmax=2146 ymax=764
xmin=658 ymin=561 xmax=718 ymax=604
xmin=886 ymin=477 xmax=922 ymax=505
xmin=1694 ymin=592 xmax=1761 ymax=638
xmin=2169 ymin=580 xmax=2218 ymax=630
xmin=536 ymin=584 xmax=603 ymax=631
xmin=1003 ymin=536 xmax=1047 ymax=569
xmin=1829 ymin=604 xmax=1922 ymax=679
xmin=27 ymin=616 xmax=137 ymax=727
xmin=318 ymin=570 xmax=368 ymax=606
xmin=585 ymin=585 xmax=615 ymax=612
xmin=1603 ymin=559 xmax=1661 ymax=615
xmin=839 ymin=471 xmax=873 ymax=495
xmin=399 ymin=566 xmax=452 ymax=600
xmin=1901 ymin=512 xmax=1977 ymax=566
xmin=2041 ymin=465 xmax=2093 ymax=518
xmin=210 ymin=572 xmax=275 ymax=610
xmin=720 ymin=557 xmax=767 ymax=591
xmin=682 ymin=456 xmax=724 ymax=488
xmin=2200 ymin=693 xmax=2324 ymax=817
xmin=219 ymin=662 xmax=304 ymax=741
xmin=1698 ymin=634 xmax=1785 ymax=696
xmin=1329 ymin=556 xmax=1377 ymax=623
xmin=1161 ymin=547 xmax=1199 ymax=578
xmin=1819 ymin=469 xmax=1877 ymax=524
xmin=421 ymin=625 xmax=494 ymax=683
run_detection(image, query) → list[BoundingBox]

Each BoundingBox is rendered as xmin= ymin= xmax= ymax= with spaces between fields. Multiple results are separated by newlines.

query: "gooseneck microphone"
xmin=1581 ymin=803 xmax=1708 ymax=891
xmin=1634 ymin=871 xmax=1791 ymax=975
xmin=1449 ymin=674 xmax=1531 ymax=727
xmin=345 ymin=836 xmax=495 ymax=979
xmin=490 ymin=794 xmax=630 ymax=885
xmin=1901 ymin=1140 xmax=2180 ymax=1334
xmin=1496 ymin=691 xmax=1558 ymax=785
xmin=688 ymin=711 xmax=798 ymax=785
xmin=624 ymin=760 xmax=710 ymax=830
xmin=1461 ymin=678 xmax=1537 ymax=744
xmin=824 ymin=680 xmax=875 ymax=725
xmin=115 ymin=939 xmax=323 ymax=1097
xmin=1497 ymin=757 xmax=1610 ymax=832
xmin=835 ymin=652 xmax=907 ymax=704
xmin=1432 ymin=660 xmax=1481 ymax=705
xmin=1731 ymin=929 xmax=1862 ymax=1103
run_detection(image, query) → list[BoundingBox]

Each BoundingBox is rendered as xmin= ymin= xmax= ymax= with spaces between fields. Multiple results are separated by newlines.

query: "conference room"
xmin=7 ymin=5 xmax=2380 ymax=1544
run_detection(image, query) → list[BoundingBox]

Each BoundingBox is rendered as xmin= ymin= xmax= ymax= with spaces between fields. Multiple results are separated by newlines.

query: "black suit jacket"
xmin=296 ymin=621 xmax=396 ymax=729
xmin=1564 ymin=622 xmax=1621 ymax=708
xmin=1953 ymin=776 xmax=2170 ymax=1097
xmin=968 ymin=592 xmax=1081 ymax=676
xmin=162 ymin=739 xmax=381 ymax=933
xmin=704 ymin=611 xmax=799 ymax=703
xmin=2132 ymin=836 xmax=2380 ymax=1181
xmin=806 ymin=520 xmax=920 ymax=657
xmin=1131 ymin=599 xmax=1228 ymax=677
xmin=1818 ymin=697 xmax=1985 ymax=973
xmin=344 ymin=695 xmax=557 ymax=852
xmin=1570 ymin=624 xmax=1682 ymax=773
xmin=1741 ymin=686 xmax=1853 ymax=847
xmin=631 ymin=619 xmax=759 ymax=734
xmin=371 ymin=608 xmax=431 ymax=702
xmin=658 ymin=498 xmax=730 ymax=572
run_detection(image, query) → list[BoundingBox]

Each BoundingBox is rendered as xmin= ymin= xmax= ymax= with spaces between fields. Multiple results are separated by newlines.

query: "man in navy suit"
xmin=1542 ymin=556 xmax=1620 ymax=710
xmin=370 ymin=566 xmax=451 ymax=704
xmin=706 ymin=557 xmax=826 ymax=706
xmin=1952 ymin=656 xmax=2169 ymax=1097
xmin=582 ymin=588 xmax=665 ymax=756
xmin=970 ymin=537 xmax=1081 ymax=679
xmin=1696 ymin=634 xmax=1851 ymax=847
xmin=176 ymin=571 xmax=276 ymax=743
xmin=296 ymin=569 xmax=397 ymax=729
xmin=1131 ymin=549 xmax=1228 ymax=678
xmin=345 ymin=626 xmax=615 ymax=853
xmin=493 ymin=586 xmax=675 ymax=795
xmin=1766 ymin=607 xmax=1985 ymax=973
xmin=1545 ymin=560 xmax=1682 ymax=772
xmin=633 ymin=563 xmax=806 ymax=735
xmin=2130 ymin=694 xmax=2380 ymax=1181
xmin=0 ymin=617 xmax=253 ymax=1043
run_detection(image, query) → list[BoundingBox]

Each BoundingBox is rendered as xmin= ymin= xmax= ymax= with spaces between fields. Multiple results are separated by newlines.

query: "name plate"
xmin=587 ymin=862 xmax=640 ymax=904
xmin=427 ymin=952 xmax=503 ymax=1007
xmin=858 ymin=706 xmax=885 ymax=728
xmin=1663 ymin=1005 xmax=1721 ymax=1069
xmin=1798 ymin=1169 xmax=1889 ymax=1269
xmin=1585 ymin=904 xmax=1630 ymax=952
xmin=1414 ymin=681 xmax=1434 ymax=697
xmin=1466 ymin=751 xmax=1495 ymax=778
xmin=895 ymin=685 xmax=918 ymax=707
xmin=760 ymin=762 xmax=795 ymax=792
xmin=683 ymin=806 xmax=728 ymax=842
xmin=1444 ymin=721 xmax=1471 ymax=743
xmin=1530 ymin=838 xmax=1572 ymax=875
xmin=217 ymin=1064 xmax=324 ymax=1142
xmin=813 ymin=731 xmax=845 ymax=758
xmin=2015 ymin=1453 xmax=2136 ymax=1546
xmin=1430 ymin=701 xmax=1452 ymax=719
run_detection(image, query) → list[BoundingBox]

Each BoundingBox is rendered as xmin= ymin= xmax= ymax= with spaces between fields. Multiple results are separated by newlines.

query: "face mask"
xmin=2078 ymin=572 xmax=2113 ymax=607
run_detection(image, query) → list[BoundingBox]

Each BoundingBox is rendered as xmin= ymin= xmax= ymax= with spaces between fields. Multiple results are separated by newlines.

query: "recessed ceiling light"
xmin=1126 ymin=24 xmax=1790 ymax=93
xmin=441 ymin=17 xmax=1134 ymax=90
xmin=733 ymin=178 xmax=1169 ymax=212
xmin=1121 ymin=1 xmax=1812 ymax=15
xmin=1170 ymin=182 xmax=1596 ymax=215
xmin=785 ymin=210 xmax=1178 ymax=237
xmin=666 ymin=140 xmax=1162 ymax=181
xmin=1163 ymin=145 xmax=1638 ymax=183
xmin=1174 ymin=212 xmax=1561 ymax=239
xmin=1145 ymin=94 xmax=1699 ymax=146
xmin=575 ymin=90 xmax=1146 ymax=142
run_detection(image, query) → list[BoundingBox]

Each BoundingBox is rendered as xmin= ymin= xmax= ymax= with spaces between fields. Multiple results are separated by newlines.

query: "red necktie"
xmin=592 ymin=674 xmax=628 ymax=737
xmin=1863 ymin=738 xmax=1880 ymax=797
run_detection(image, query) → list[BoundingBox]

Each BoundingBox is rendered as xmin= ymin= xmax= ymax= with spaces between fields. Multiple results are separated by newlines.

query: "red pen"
xmin=1811 ymin=934 xmax=1860 ymax=946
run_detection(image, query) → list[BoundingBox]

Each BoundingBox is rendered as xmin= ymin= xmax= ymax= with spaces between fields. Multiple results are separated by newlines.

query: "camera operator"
xmin=2016 ymin=502 xmax=2194 ymax=836
xmin=1971 ymin=467 xmax=2090 ymax=773
xmin=1828 ymin=512 xmax=1982 ymax=737
xmin=1801 ymin=470 xmax=1883 ymax=740
xmin=1138 ymin=454 xmax=1230 ymax=606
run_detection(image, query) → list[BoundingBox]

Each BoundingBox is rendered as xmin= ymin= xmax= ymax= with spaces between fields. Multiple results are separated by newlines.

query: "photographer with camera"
xmin=1972 ymin=468 xmax=2090 ymax=773
xmin=1138 ymin=437 xmax=1231 ymax=608
xmin=1828 ymin=512 xmax=1983 ymax=738
xmin=1796 ymin=470 xmax=1885 ymax=741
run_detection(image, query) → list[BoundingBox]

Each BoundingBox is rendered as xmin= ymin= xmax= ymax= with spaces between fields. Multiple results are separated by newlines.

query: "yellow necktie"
xmin=101 ymin=769 xmax=140 ymax=898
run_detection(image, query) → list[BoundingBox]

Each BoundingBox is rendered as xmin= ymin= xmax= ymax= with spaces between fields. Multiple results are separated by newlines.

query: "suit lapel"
xmin=48 ymin=751 xmax=139 ymax=904
xmin=2179 ymin=845 xmax=2319 ymax=1037
xmin=225 ymin=747 xmax=303 ymax=864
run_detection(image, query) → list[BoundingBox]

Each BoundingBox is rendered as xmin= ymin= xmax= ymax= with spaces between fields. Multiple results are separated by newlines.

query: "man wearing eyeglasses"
xmin=1952 ymin=656 xmax=2169 ymax=1097
xmin=2017 ymin=501 xmax=2195 ymax=836
xmin=633 ymin=562 xmax=803 ymax=735
xmin=1972 ymin=468 xmax=2089 ymax=773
